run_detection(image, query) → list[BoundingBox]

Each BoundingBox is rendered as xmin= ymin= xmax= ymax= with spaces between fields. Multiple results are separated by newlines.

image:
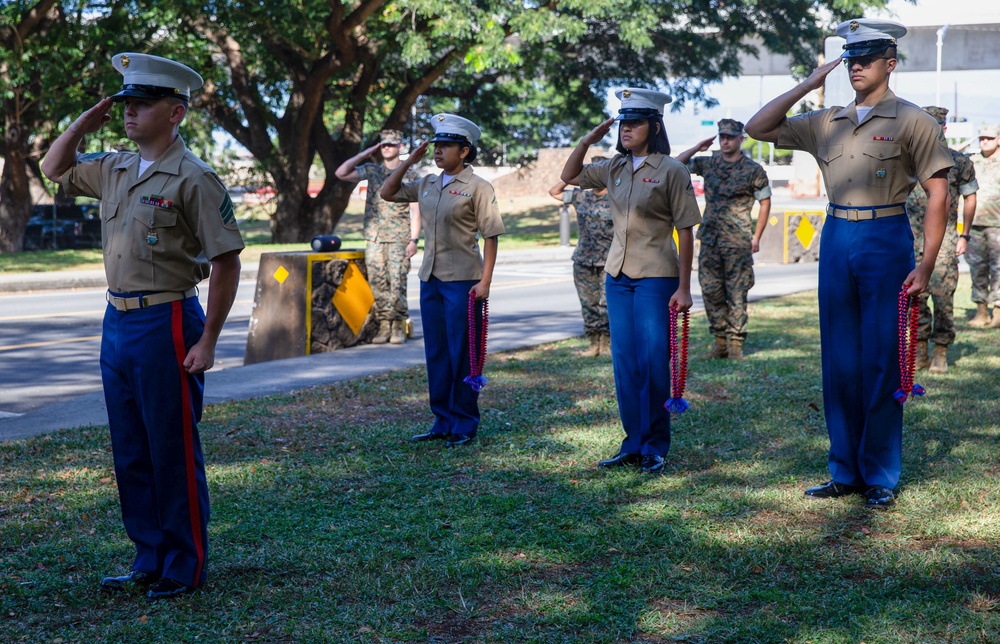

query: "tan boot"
xmin=728 ymin=338 xmax=744 ymax=360
xmin=371 ymin=320 xmax=391 ymax=344
xmin=928 ymin=344 xmax=948 ymax=374
xmin=969 ymin=303 xmax=990 ymax=327
xmin=599 ymin=333 xmax=612 ymax=357
xmin=580 ymin=333 xmax=601 ymax=357
xmin=991 ymin=307 xmax=1000 ymax=328
xmin=915 ymin=340 xmax=930 ymax=370
xmin=710 ymin=336 xmax=728 ymax=359
xmin=389 ymin=320 xmax=406 ymax=344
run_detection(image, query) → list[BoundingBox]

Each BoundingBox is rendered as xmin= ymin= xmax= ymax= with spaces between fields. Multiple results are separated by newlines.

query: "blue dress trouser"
xmin=818 ymin=215 xmax=914 ymax=489
xmin=605 ymin=273 xmax=678 ymax=457
xmin=101 ymin=296 xmax=209 ymax=587
xmin=419 ymin=276 xmax=481 ymax=438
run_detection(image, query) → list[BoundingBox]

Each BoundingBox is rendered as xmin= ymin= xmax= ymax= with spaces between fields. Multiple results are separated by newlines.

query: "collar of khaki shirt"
xmin=832 ymin=88 xmax=899 ymax=126
xmin=427 ymin=164 xmax=475 ymax=186
xmin=110 ymin=135 xmax=187 ymax=181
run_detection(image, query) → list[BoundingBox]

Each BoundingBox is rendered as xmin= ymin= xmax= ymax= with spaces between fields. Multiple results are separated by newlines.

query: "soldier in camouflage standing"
xmin=967 ymin=125 xmax=1000 ymax=328
xmin=905 ymin=107 xmax=978 ymax=373
xmin=676 ymin=119 xmax=772 ymax=360
xmin=336 ymin=130 xmax=421 ymax=344
xmin=549 ymin=156 xmax=614 ymax=357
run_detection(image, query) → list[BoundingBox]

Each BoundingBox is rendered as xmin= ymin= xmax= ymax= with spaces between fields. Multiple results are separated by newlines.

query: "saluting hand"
xmin=695 ymin=136 xmax=716 ymax=152
xmin=71 ymin=98 xmax=114 ymax=136
xmin=581 ymin=118 xmax=616 ymax=146
xmin=361 ymin=142 xmax=381 ymax=158
xmin=407 ymin=141 xmax=429 ymax=165
xmin=802 ymin=58 xmax=843 ymax=92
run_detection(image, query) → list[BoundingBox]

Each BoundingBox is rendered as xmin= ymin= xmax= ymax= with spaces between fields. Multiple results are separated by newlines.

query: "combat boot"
xmin=599 ymin=333 xmax=612 ymax=357
xmin=710 ymin=336 xmax=728 ymax=359
xmin=915 ymin=340 xmax=930 ymax=370
xmin=372 ymin=320 xmax=391 ymax=344
xmin=969 ymin=303 xmax=990 ymax=327
xmin=928 ymin=344 xmax=948 ymax=374
xmin=581 ymin=333 xmax=601 ymax=357
xmin=991 ymin=307 xmax=1000 ymax=328
xmin=728 ymin=338 xmax=744 ymax=360
xmin=389 ymin=320 xmax=406 ymax=344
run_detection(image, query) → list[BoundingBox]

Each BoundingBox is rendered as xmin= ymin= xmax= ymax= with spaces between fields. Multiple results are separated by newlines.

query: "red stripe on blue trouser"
xmin=817 ymin=214 xmax=914 ymax=490
xmin=100 ymin=297 xmax=209 ymax=587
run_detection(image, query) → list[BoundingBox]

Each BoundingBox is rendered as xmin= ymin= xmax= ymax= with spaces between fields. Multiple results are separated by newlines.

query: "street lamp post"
xmin=936 ymin=24 xmax=950 ymax=108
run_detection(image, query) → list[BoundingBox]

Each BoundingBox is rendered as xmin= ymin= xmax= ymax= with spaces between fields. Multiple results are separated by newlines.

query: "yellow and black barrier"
xmin=755 ymin=210 xmax=827 ymax=264
xmin=244 ymin=250 xmax=378 ymax=364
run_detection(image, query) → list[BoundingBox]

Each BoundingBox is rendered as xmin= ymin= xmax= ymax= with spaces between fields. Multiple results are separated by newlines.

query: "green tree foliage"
xmin=3 ymin=0 xmax=896 ymax=248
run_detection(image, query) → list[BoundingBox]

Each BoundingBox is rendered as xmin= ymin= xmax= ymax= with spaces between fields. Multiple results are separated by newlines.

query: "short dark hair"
xmin=615 ymin=115 xmax=671 ymax=156
xmin=884 ymin=45 xmax=898 ymax=60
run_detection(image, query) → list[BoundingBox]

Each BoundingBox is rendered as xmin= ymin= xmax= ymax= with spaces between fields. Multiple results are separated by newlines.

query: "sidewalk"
xmin=0 ymin=246 xmax=576 ymax=294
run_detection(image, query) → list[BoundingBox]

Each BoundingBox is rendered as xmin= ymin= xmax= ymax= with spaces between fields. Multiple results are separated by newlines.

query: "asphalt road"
xmin=0 ymin=258 xmax=818 ymax=421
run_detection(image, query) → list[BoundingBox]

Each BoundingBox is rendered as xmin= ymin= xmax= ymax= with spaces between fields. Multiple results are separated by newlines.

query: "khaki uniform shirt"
xmin=357 ymin=163 xmax=417 ymax=243
xmin=578 ymin=153 xmax=702 ymax=278
xmin=970 ymin=151 xmax=1000 ymax=228
xmin=62 ymin=136 xmax=245 ymax=293
xmin=387 ymin=165 xmax=505 ymax=282
xmin=777 ymin=89 xmax=953 ymax=207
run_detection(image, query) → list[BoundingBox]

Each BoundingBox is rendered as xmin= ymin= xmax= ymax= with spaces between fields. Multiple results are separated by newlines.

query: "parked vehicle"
xmin=23 ymin=202 xmax=102 ymax=251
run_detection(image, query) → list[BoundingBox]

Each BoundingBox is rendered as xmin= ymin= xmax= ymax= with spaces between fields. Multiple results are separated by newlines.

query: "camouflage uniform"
xmin=568 ymin=188 xmax=613 ymax=335
xmin=357 ymin=162 xmax=417 ymax=322
xmin=968 ymin=149 xmax=1000 ymax=308
xmin=906 ymin=146 xmax=978 ymax=345
xmin=689 ymin=150 xmax=771 ymax=341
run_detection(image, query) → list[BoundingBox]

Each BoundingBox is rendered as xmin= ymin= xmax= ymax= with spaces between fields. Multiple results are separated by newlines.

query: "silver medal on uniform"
xmin=614 ymin=178 xmax=621 ymax=186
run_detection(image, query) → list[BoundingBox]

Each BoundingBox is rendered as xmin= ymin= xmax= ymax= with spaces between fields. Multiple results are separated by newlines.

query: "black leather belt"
xmin=107 ymin=287 xmax=198 ymax=312
xmin=827 ymin=203 xmax=906 ymax=221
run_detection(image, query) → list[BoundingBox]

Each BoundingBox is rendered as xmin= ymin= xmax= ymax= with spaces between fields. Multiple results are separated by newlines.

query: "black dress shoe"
xmin=445 ymin=434 xmax=475 ymax=448
xmin=145 ymin=578 xmax=194 ymax=602
xmin=804 ymin=480 xmax=865 ymax=499
xmin=410 ymin=431 xmax=449 ymax=442
xmin=864 ymin=485 xmax=896 ymax=510
xmin=640 ymin=454 xmax=665 ymax=474
xmin=598 ymin=452 xmax=641 ymax=468
xmin=100 ymin=570 xmax=160 ymax=593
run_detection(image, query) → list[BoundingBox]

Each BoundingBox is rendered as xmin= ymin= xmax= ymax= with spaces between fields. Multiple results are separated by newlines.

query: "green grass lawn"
xmin=1 ymin=277 xmax=998 ymax=642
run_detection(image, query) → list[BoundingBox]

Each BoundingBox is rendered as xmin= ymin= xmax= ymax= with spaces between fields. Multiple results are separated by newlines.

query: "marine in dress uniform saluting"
xmin=676 ymin=119 xmax=773 ymax=360
xmin=380 ymin=114 xmax=505 ymax=447
xmin=746 ymin=19 xmax=953 ymax=509
xmin=41 ymin=53 xmax=244 ymax=599
xmin=334 ymin=130 xmax=421 ymax=344
xmin=561 ymin=88 xmax=702 ymax=474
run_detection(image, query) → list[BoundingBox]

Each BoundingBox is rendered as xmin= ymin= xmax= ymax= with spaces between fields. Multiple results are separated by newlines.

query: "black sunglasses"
xmin=842 ymin=53 xmax=893 ymax=69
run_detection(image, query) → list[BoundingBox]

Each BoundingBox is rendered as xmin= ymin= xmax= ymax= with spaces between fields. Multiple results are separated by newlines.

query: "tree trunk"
xmin=0 ymin=123 xmax=33 ymax=253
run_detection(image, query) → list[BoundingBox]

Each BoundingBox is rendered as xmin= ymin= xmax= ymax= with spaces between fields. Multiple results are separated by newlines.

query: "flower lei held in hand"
xmin=894 ymin=287 xmax=926 ymax=405
xmin=664 ymin=303 xmax=690 ymax=414
xmin=463 ymin=291 xmax=489 ymax=392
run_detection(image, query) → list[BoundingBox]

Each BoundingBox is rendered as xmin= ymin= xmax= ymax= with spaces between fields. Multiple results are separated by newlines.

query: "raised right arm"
xmin=41 ymin=98 xmax=114 ymax=182
xmin=745 ymin=58 xmax=842 ymax=143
